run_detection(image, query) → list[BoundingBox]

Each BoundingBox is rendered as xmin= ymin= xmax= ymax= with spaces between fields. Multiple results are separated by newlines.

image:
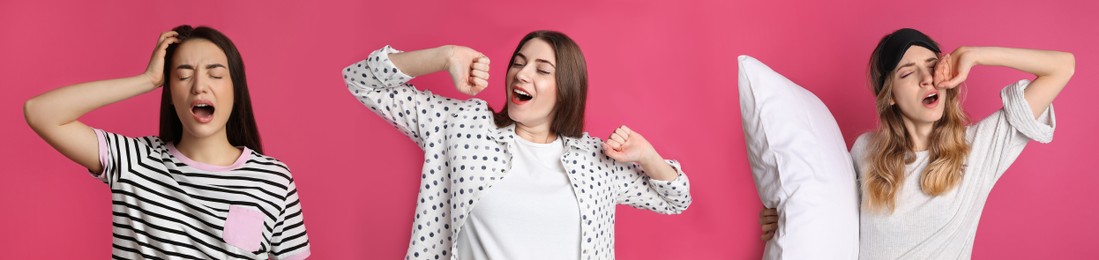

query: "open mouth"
xmin=191 ymin=102 xmax=216 ymax=123
xmin=513 ymin=88 xmax=533 ymax=102
xmin=922 ymin=92 xmax=939 ymax=105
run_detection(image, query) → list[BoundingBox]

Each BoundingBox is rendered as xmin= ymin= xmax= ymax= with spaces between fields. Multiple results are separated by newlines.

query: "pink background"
xmin=2 ymin=0 xmax=1096 ymax=259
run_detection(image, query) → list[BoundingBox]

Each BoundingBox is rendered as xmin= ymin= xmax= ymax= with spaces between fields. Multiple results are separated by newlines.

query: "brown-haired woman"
xmin=24 ymin=25 xmax=311 ymax=259
xmin=760 ymin=28 xmax=1074 ymax=258
xmin=341 ymin=31 xmax=692 ymax=259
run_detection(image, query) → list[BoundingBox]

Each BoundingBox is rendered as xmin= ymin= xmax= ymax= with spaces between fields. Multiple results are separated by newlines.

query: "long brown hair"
xmin=863 ymin=29 xmax=970 ymax=213
xmin=492 ymin=30 xmax=588 ymax=138
xmin=159 ymin=25 xmax=263 ymax=154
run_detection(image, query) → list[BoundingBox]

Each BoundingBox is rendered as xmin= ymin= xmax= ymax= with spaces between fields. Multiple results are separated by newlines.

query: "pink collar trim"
xmin=167 ymin=144 xmax=252 ymax=172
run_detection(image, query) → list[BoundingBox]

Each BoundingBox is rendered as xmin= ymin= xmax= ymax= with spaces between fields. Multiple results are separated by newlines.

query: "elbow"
xmin=1040 ymin=51 xmax=1075 ymax=83
xmin=1063 ymin=52 xmax=1076 ymax=78
xmin=341 ymin=65 xmax=356 ymax=83
xmin=343 ymin=62 xmax=372 ymax=89
xmin=676 ymin=202 xmax=692 ymax=214
xmin=667 ymin=202 xmax=691 ymax=215
xmin=664 ymin=196 xmax=692 ymax=215
xmin=679 ymin=196 xmax=693 ymax=213
xmin=24 ymin=96 xmax=59 ymax=133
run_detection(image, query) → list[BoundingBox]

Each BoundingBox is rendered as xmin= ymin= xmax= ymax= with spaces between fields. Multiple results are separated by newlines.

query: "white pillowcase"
xmin=738 ymin=55 xmax=860 ymax=259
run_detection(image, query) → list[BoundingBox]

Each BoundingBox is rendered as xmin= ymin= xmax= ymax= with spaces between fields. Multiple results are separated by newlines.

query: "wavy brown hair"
xmin=492 ymin=30 xmax=588 ymax=138
xmin=863 ymin=32 xmax=970 ymax=213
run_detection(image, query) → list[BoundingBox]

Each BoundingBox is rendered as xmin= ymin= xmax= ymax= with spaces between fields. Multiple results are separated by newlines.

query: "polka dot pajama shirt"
xmin=342 ymin=45 xmax=692 ymax=259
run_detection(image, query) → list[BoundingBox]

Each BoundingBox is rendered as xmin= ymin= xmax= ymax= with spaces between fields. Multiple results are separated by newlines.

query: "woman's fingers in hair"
xmin=146 ymin=31 xmax=180 ymax=87
xmin=155 ymin=32 xmax=180 ymax=52
xmin=157 ymin=31 xmax=179 ymax=44
xmin=154 ymin=31 xmax=180 ymax=54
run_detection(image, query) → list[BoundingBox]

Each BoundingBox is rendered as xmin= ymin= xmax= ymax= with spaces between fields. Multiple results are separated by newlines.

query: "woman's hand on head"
xmin=444 ymin=45 xmax=490 ymax=96
xmin=144 ymin=30 xmax=179 ymax=88
xmin=24 ymin=30 xmax=181 ymax=174
xmin=934 ymin=47 xmax=980 ymax=89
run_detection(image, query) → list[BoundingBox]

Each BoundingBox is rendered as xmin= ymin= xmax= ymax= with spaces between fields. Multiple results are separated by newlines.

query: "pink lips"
xmin=190 ymin=100 xmax=215 ymax=123
xmin=921 ymin=90 xmax=940 ymax=108
xmin=511 ymin=85 xmax=531 ymax=106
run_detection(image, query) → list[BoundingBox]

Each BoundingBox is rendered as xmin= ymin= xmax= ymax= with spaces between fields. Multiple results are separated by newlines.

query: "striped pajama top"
xmin=93 ymin=129 xmax=311 ymax=259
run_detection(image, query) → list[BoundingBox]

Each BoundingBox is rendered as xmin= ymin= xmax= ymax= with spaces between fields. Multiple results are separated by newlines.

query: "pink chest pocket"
xmin=223 ymin=205 xmax=265 ymax=252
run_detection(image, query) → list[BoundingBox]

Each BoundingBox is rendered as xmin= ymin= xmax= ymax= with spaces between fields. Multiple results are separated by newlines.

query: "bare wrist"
xmin=437 ymin=45 xmax=456 ymax=72
xmin=638 ymin=150 xmax=666 ymax=170
xmin=960 ymin=46 xmax=989 ymax=66
xmin=140 ymin=73 xmax=159 ymax=89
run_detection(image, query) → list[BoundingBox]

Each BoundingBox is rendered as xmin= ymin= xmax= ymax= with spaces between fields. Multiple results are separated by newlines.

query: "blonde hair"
xmin=863 ymin=40 xmax=971 ymax=213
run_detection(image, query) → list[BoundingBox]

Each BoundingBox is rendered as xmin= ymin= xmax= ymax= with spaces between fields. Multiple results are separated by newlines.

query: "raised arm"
xmin=935 ymin=46 xmax=1075 ymax=118
xmin=23 ymin=31 xmax=178 ymax=173
xmin=389 ymin=45 xmax=491 ymax=96
xmin=341 ymin=45 xmax=490 ymax=148
xmin=603 ymin=125 xmax=678 ymax=181
xmin=604 ymin=125 xmax=692 ymax=214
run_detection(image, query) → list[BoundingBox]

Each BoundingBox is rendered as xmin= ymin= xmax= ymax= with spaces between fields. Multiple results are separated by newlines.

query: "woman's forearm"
xmin=969 ymin=46 xmax=1075 ymax=117
xmin=969 ymin=47 xmax=1075 ymax=79
xmin=388 ymin=45 xmax=453 ymax=78
xmin=24 ymin=73 xmax=160 ymax=173
xmin=25 ymin=74 xmax=158 ymax=130
xmin=639 ymin=151 xmax=678 ymax=181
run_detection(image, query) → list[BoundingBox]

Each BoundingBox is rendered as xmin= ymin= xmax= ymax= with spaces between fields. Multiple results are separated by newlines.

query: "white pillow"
xmin=738 ymin=55 xmax=860 ymax=259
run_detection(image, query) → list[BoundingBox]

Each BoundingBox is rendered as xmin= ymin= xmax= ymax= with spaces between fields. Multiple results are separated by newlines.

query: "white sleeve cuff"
xmin=1001 ymin=79 xmax=1056 ymax=143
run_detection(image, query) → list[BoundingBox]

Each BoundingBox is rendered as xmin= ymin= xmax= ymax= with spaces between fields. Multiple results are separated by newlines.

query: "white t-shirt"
xmin=853 ymin=80 xmax=1056 ymax=259
xmin=456 ymin=136 xmax=581 ymax=260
